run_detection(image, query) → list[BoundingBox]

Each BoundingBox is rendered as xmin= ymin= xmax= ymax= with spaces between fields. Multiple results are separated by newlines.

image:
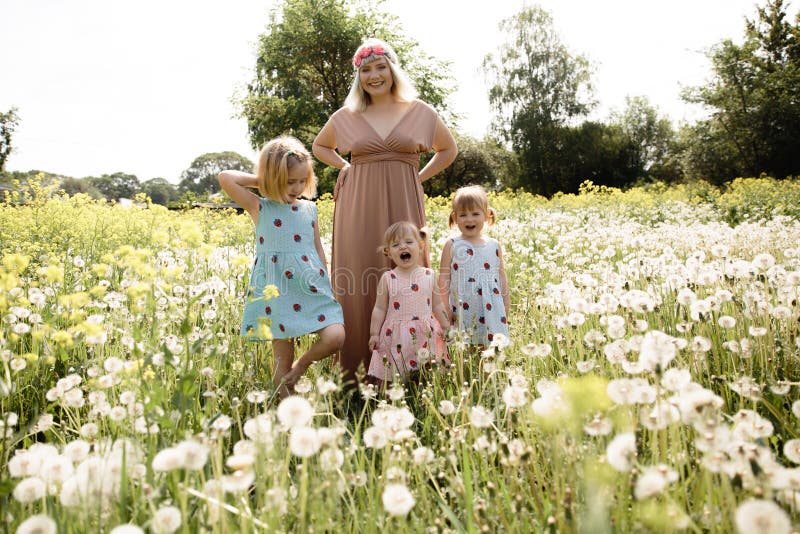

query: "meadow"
xmin=1 ymin=176 xmax=800 ymax=533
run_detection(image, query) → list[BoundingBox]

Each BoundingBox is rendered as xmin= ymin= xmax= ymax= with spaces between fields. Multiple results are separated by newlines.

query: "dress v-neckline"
xmin=357 ymin=100 xmax=418 ymax=143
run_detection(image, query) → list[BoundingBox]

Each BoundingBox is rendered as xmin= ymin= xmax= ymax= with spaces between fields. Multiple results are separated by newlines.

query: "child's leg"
xmin=272 ymin=339 xmax=295 ymax=397
xmin=282 ymin=324 xmax=345 ymax=387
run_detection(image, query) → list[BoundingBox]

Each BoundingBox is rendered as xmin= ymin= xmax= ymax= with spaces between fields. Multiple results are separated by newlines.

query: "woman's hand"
xmin=333 ymin=164 xmax=351 ymax=201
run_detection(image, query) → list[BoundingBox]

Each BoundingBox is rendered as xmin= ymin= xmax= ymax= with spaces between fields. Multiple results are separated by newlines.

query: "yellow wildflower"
xmin=262 ymin=285 xmax=280 ymax=301
xmin=1 ymin=253 xmax=30 ymax=274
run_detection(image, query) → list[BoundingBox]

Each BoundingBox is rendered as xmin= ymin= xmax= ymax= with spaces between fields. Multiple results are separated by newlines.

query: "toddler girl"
xmin=438 ymin=185 xmax=509 ymax=345
xmin=218 ymin=136 xmax=344 ymax=395
xmin=368 ymin=222 xmax=449 ymax=383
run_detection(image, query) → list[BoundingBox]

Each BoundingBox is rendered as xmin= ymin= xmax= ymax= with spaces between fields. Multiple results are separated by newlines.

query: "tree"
xmin=86 ymin=173 xmax=141 ymax=200
xmin=483 ymin=4 xmax=595 ymax=195
xmin=178 ymin=152 xmax=253 ymax=195
xmin=59 ymin=177 xmax=103 ymax=199
xmin=141 ymin=178 xmax=179 ymax=205
xmin=423 ymin=135 xmax=520 ymax=196
xmin=1 ymin=107 xmax=20 ymax=172
xmin=609 ymin=96 xmax=675 ymax=180
xmin=682 ymin=0 xmax=800 ymax=183
xmin=239 ymin=0 xmax=455 ymax=193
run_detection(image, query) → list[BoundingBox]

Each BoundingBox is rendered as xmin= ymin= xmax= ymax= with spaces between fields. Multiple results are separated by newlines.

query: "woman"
xmin=313 ymin=38 xmax=457 ymax=383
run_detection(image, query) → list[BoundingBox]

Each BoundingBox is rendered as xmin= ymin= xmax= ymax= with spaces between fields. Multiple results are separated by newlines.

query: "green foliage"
xmin=483 ymin=4 xmax=595 ymax=195
xmin=59 ymin=176 xmax=103 ymax=199
xmin=141 ymin=177 xmax=179 ymax=205
xmin=239 ymin=0 xmax=455 ymax=194
xmin=0 ymin=106 xmax=20 ymax=172
xmin=422 ymin=134 xmax=519 ymax=196
xmin=608 ymin=96 xmax=675 ymax=178
xmin=681 ymin=0 xmax=800 ymax=183
xmin=86 ymin=172 xmax=141 ymax=200
xmin=178 ymin=152 xmax=253 ymax=196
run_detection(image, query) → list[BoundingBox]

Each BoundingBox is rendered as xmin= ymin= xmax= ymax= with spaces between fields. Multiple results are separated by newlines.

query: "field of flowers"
xmin=1 ymin=176 xmax=800 ymax=533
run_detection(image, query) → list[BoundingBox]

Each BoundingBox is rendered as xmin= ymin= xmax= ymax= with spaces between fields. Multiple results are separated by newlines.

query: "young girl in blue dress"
xmin=218 ymin=136 xmax=344 ymax=395
xmin=438 ymin=185 xmax=510 ymax=346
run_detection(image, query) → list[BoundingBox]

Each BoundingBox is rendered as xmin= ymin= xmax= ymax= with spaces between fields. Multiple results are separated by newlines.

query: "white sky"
xmin=1 ymin=0 xmax=795 ymax=182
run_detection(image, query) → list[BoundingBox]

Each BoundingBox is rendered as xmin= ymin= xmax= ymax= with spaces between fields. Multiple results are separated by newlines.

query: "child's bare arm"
xmin=218 ymin=171 xmax=260 ymax=223
xmin=431 ymin=288 xmax=449 ymax=332
xmin=313 ymin=214 xmax=328 ymax=271
xmin=368 ymin=275 xmax=389 ymax=350
xmin=498 ymin=243 xmax=510 ymax=320
xmin=437 ymin=239 xmax=453 ymax=322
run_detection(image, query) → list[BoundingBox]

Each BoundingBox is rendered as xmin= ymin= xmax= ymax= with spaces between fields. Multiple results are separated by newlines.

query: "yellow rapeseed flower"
xmin=126 ymin=282 xmax=151 ymax=300
xmin=1 ymin=253 xmax=30 ymax=274
xmin=179 ymin=221 xmax=204 ymax=247
xmin=92 ymin=263 xmax=111 ymax=277
xmin=232 ymin=254 xmax=252 ymax=271
xmin=198 ymin=243 xmax=215 ymax=258
xmin=89 ymin=284 xmax=107 ymax=298
xmin=43 ymin=263 xmax=64 ymax=284
xmin=262 ymin=285 xmax=279 ymax=301
xmin=254 ymin=318 xmax=272 ymax=340
xmin=58 ymin=292 xmax=90 ymax=310
xmin=52 ymin=330 xmax=75 ymax=347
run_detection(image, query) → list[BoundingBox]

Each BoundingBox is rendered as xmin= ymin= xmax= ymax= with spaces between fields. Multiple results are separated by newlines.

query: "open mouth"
xmin=399 ymin=252 xmax=411 ymax=261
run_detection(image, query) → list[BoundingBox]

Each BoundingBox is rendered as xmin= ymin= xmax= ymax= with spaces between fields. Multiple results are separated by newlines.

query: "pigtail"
xmin=448 ymin=211 xmax=458 ymax=228
xmin=486 ymin=207 xmax=497 ymax=226
xmin=418 ymin=226 xmax=431 ymax=250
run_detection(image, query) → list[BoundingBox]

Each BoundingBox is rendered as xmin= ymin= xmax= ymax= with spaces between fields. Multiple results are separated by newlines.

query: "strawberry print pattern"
xmin=240 ymin=198 xmax=343 ymax=340
xmin=367 ymin=268 xmax=449 ymax=382
xmin=447 ymin=235 xmax=508 ymax=345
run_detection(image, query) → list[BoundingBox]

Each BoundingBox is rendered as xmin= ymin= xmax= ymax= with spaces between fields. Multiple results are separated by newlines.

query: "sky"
xmin=1 ymin=0 xmax=795 ymax=183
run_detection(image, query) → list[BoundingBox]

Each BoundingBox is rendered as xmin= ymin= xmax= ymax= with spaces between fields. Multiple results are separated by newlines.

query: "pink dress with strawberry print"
xmin=367 ymin=267 xmax=448 ymax=382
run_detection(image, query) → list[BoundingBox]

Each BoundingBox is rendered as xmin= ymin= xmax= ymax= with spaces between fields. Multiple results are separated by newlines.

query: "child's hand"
xmin=282 ymin=361 xmax=309 ymax=388
xmin=368 ymin=335 xmax=379 ymax=351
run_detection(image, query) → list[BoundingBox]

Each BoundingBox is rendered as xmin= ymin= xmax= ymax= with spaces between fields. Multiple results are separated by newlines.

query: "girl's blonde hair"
xmin=448 ymin=185 xmax=497 ymax=228
xmin=344 ymin=38 xmax=417 ymax=112
xmin=377 ymin=221 xmax=429 ymax=256
xmin=256 ymin=136 xmax=317 ymax=203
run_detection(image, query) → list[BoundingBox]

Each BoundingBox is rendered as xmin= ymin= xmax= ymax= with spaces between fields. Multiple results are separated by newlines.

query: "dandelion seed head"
xmin=734 ymin=499 xmax=790 ymax=534
xmin=277 ymin=396 xmax=314 ymax=429
xmin=16 ymin=514 xmax=57 ymax=534
xmin=382 ymin=483 xmax=415 ymax=516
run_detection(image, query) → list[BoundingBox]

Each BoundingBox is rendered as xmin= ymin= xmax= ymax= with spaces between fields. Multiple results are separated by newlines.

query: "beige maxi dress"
xmin=326 ymin=99 xmax=438 ymax=381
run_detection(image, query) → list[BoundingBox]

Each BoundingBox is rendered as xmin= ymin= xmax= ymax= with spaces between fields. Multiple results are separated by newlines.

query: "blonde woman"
xmin=313 ymin=38 xmax=457 ymax=383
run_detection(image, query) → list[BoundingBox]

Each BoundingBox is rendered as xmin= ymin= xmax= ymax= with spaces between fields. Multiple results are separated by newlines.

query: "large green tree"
xmin=141 ymin=178 xmax=179 ymax=205
xmin=609 ymin=96 xmax=674 ymax=180
xmin=1 ymin=107 xmax=20 ymax=172
xmin=483 ymin=4 xmax=594 ymax=195
xmin=86 ymin=173 xmax=141 ymax=200
xmin=178 ymin=152 xmax=253 ymax=195
xmin=423 ymin=135 xmax=519 ymax=197
xmin=240 ymin=0 xmax=454 ymax=193
xmin=682 ymin=0 xmax=800 ymax=183
xmin=58 ymin=177 xmax=103 ymax=199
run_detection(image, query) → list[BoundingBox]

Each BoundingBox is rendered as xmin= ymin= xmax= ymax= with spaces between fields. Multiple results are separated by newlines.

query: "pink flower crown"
xmin=353 ymin=45 xmax=386 ymax=68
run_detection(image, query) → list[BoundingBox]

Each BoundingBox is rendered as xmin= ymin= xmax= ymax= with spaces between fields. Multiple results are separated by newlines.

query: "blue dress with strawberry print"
xmin=448 ymin=235 xmax=508 ymax=344
xmin=241 ymin=198 xmax=343 ymax=340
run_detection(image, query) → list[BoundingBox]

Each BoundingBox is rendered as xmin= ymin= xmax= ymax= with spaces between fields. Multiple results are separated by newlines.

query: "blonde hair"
xmin=377 ymin=221 xmax=429 ymax=256
xmin=256 ymin=136 xmax=317 ymax=203
xmin=448 ymin=185 xmax=497 ymax=228
xmin=344 ymin=38 xmax=417 ymax=112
